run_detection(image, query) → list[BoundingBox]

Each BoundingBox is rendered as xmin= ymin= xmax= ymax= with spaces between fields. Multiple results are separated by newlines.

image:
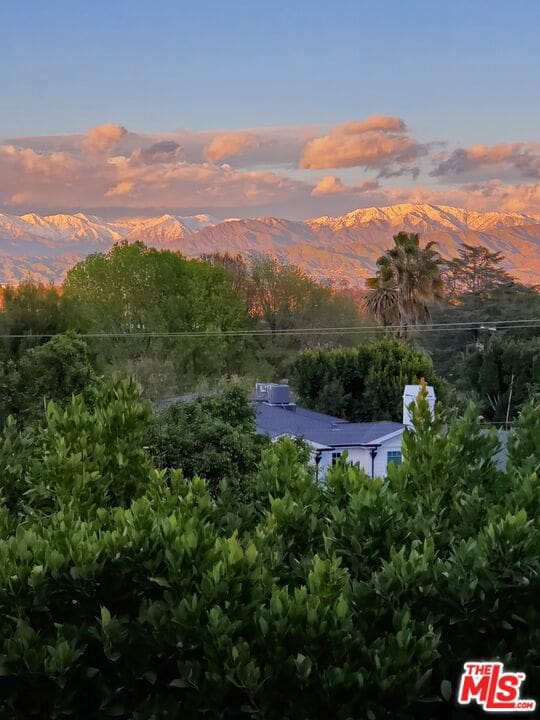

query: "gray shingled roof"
xmin=255 ymin=402 xmax=403 ymax=448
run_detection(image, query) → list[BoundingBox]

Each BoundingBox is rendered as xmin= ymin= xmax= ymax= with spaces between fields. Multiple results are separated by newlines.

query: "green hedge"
xmin=291 ymin=340 xmax=445 ymax=422
xmin=0 ymin=382 xmax=538 ymax=718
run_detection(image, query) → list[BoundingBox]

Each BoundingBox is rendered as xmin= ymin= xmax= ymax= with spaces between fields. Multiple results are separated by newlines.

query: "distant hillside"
xmin=1 ymin=203 xmax=539 ymax=285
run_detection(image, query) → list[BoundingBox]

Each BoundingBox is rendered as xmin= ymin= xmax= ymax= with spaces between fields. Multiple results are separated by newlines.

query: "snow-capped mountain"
xmin=0 ymin=204 xmax=539 ymax=286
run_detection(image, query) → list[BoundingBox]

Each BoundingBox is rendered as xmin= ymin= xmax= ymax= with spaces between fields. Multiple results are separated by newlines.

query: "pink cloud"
xmin=311 ymin=176 xmax=381 ymax=196
xmin=339 ymin=115 xmax=406 ymax=134
xmin=300 ymin=115 xmax=426 ymax=175
xmin=2 ymin=121 xmax=540 ymax=218
xmin=432 ymin=142 xmax=540 ymax=179
xmin=311 ymin=176 xmax=350 ymax=196
xmin=0 ymin=137 xmax=311 ymax=211
xmin=83 ymin=123 xmax=128 ymax=154
xmin=203 ymin=132 xmax=264 ymax=163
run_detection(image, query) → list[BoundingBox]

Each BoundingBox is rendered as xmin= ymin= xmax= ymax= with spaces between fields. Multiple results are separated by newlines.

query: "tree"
xmin=0 ymin=375 xmax=153 ymax=520
xmin=423 ymin=283 xmax=540 ymax=381
xmin=62 ymin=241 xmax=249 ymax=389
xmin=249 ymin=256 xmax=317 ymax=332
xmin=365 ymin=232 xmax=444 ymax=336
xmin=0 ymin=386 xmax=539 ymax=718
xmin=291 ymin=339 xmax=444 ymax=421
xmin=146 ymin=387 xmax=268 ymax=491
xmin=456 ymin=336 xmax=540 ymax=422
xmin=242 ymin=255 xmax=368 ymax=378
xmin=443 ymin=243 xmax=512 ymax=296
xmin=0 ymin=332 xmax=100 ymax=424
xmin=201 ymin=253 xmax=255 ymax=307
xmin=0 ymin=282 xmax=71 ymax=360
xmin=249 ymin=256 xmax=361 ymax=332
xmin=63 ymin=241 xmax=246 ymax=335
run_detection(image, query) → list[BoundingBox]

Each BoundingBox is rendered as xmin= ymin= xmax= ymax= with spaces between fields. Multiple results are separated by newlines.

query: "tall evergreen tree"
xmin=443 ymin=243 xmax=512 ymax=296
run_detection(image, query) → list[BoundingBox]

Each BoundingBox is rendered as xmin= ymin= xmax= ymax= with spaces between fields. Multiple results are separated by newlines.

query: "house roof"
xmin=254 ymin=401 xmax=404 ymax=448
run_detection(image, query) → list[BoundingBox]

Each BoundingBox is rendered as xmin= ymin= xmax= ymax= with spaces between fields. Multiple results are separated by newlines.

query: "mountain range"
xmin=0 ymin=204 xmax=539 ymax=286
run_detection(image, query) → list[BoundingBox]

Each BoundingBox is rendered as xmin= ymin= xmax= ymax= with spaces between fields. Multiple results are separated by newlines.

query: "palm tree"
xmin=365 ymin=232 xmax=444 ymax=337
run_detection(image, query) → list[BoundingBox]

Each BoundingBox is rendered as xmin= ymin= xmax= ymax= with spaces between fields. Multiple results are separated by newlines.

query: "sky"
xmin=2 ymin=0 xmax=540 ymax=219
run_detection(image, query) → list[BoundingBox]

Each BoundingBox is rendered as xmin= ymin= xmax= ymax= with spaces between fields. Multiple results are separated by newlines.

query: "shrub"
xmin=291 ymin=339 xmax=445 ymax=421
xmin=0 ymin=384 xmax=538 ymax=718
xmin=146 ymin=387 xmax=268 ymax=493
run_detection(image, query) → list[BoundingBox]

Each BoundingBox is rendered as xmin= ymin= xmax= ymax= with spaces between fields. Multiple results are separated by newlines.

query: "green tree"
xmin=246 ymin=256 xmax=368 ymax=378
xmin=291 ymin=339 xmax=444 ymax=421
xmin=146 ymin=387 xmax=268 ymax=491
xmin=0 ymin=282 xmax=71 ymax=360
xmin=456 ymin=337 xmax=540 ymax=422
xmin=63 ymin=241 xmax=246 ymax=335
xmin=0 ymin=332 xmax=100 ymax=424
xmin=63 ymin=241 xmax=249 ymax=389
xmin=424 ymin=283 xmax=540 ymax=381
xmin=443 ymin=243 xmax=512 ymax=295
xmin=365 ymin=232 xmax=444 ymax=336
xmin=0 ymin=375 xmax=153 ymax=520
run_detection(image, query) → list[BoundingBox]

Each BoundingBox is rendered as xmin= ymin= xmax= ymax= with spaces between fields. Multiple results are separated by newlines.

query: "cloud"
xmin=431 ymin=142 xmax=540 ymax=179
xmin=299 ymin=115 xmax=426 ymax=175
xmin=339 ymin=115 xmax=406 ymax=134
xmin=2 ymin=120 xmax=540 ymax=218
xmin=311 ymin=175 xmax=380 ymax=196
xmin=203 ymin=132 xmax=264 ymax=163
xmin=311 ymin=176 xmax=349 ymax=196
xmin=83 ymin=123 xmax=128 ymax=154
xmin=0 ymin=137 xmax=311 ymax=212
xmin=132 ymin=140 xmax=184 ymax=165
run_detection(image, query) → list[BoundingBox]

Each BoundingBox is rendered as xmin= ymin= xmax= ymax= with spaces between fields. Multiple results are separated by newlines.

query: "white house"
xmin=254 ymin=382 xmax=435 ymax=479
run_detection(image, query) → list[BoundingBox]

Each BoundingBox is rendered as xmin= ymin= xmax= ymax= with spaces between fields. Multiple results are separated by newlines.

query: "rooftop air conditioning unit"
xmin=255 ymin=382 xmax=290 ymax=405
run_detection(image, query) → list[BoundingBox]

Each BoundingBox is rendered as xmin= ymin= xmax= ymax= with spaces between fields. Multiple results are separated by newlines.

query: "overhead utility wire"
xmin=0 ymin=318 xmax=538 ymax=339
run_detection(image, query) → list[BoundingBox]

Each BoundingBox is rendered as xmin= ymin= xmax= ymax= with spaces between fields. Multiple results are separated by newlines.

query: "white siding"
xmin=308 ymin=432 xmax=404 ymax=480
xmin=374 ymin=436 xmax=403 ymax=477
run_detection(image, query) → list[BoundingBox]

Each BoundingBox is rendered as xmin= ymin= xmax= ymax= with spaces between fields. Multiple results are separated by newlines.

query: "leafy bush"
xmin=0 ymin=332 xmax=100 ymax=424
xmin=146 ymin=387 xmax=268 ymax=492
xmin=456 ymin=337 xmax=540 ymax=421
xmin=0 ymin=383 xmax=538 ymax=718
xmin=291 ymin=339 xmax=445 ymax=421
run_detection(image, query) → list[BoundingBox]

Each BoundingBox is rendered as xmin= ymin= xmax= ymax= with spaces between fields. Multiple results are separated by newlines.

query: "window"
xmin=331 ymin=451 xmax=342 ymax=466
xmin=387 ymin=450 xmax=402 ymax=467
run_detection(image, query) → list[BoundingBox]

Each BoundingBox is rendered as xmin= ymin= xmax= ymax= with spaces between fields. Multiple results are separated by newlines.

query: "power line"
xmin=0 ymin=318 xmax=538 ymax=339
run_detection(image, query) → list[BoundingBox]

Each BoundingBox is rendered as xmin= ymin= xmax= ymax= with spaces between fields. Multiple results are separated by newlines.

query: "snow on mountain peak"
xmin=0 ymin=205 xmax=539 ymax=286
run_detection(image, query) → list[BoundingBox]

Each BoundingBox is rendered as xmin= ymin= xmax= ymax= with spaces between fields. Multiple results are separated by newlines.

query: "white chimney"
xmin=402 ymin=384 xmax=436 ymax=428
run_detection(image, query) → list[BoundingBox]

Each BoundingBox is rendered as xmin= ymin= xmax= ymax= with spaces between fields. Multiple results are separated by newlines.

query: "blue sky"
xmin=1 ymin=1 xmax=540 ymax=217
xmin=3 ymin=0 xmax=539 ymax=141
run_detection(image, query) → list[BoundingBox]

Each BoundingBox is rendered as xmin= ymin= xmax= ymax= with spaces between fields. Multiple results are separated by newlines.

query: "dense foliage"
xmin=61 ymin=241 xmax=250 ymax=389
xmin=0 ymin=282 xmax=70 ymax=359
xmin=291 ymin=339 xmax=444 ymax=421
xmin=205 ymin=253 xmax=369 ymax=378
xmin=146 ymin=387 xmax=268 ymax=491
xmin=0 ymin=332 xmax=100 ymax=424
xmin=456 ymin=337 xmax=540 ymax=422
xmin=0 ymin=381 xmax=538 ymax=718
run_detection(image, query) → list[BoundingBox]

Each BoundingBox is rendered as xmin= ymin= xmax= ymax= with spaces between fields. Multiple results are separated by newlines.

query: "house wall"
xmin=374 ymin=436 xmax=404 ymax=477
xmin=310 ymin=433 xmax=404 ymax=480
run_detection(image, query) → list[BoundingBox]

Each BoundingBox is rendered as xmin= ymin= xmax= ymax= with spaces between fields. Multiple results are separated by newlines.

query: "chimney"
xmin=402 ymin=384 xmax=436 ymax=428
